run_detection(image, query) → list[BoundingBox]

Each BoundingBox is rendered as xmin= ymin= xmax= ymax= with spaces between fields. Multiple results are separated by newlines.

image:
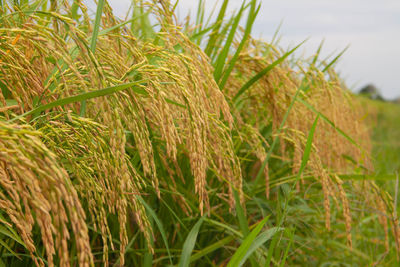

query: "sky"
xmin=106 ymin=0 xmax=400 ymax=99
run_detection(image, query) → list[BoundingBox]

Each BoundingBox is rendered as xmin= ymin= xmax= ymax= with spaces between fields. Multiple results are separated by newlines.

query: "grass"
xmin=0 ymin=0 xmax=399 ymax=266
xmin=365 ymin=98 xmax=400 ymax=174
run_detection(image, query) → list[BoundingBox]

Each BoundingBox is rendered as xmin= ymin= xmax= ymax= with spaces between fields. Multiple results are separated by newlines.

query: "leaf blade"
xmin=227 ymin=216 xmax=270 ymax=267
xmin=9 ymin=81 xmax=147 ymax=122
xmin=233 ymin=39 xmax=306 ymax=104
xmin=178 ymin=217 xmax=205 ymax=267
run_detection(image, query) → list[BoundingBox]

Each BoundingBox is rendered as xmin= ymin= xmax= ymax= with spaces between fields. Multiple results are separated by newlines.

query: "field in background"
xmin=361 ymin=97 xmax=400 ymax=206
xmin=369 ymin=99 xmax=400 ymax=174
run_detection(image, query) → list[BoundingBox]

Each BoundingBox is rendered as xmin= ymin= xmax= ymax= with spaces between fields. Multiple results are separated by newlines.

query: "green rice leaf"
xmin=265 ymin=232 xmax=280 ymax=267
xmin=213 ymin=2 xmax=246 ymax=81
xmin=322 ymin=45 xmax=349 ymax=72
xmin=0 ymin=225 xmax=25 ymax=247
xmin=80 ymin=0 xmax=104 ymax=116
xmin=240 ymin=226 xmax=282 ymax=266
xmin=204 ymin=218 xmax=242 ymax=238
xmin=204 ymin=0 xmax=229 ymax=57
xmin=9 ymin=81 xmax=147 ymax=122
xmin=219 ymin=0 xmax=260 ymax=89
xmin=189 ymin=23 xmax=217 ymax=43
xmin=178 ymin=217 xmax=205 ymax=267
xmin=233 ymin=39 xmax=306 ymax=105
xmin=188 ymin=236 xmax=234 ymax=263
xmin=137 ymin=196 xmax=173 ymax=265
xmin=227 ymin=216 xmax=270 ymax=267
xmin=234 ymin=189 xmax=249 ymax=236
xmin=90 ymin=0 xmax=104 ymax=52
xmin=297 ymin=114 xmax=319 ymax=178
xmin=0 ymin=238 xmax=20 ymax=259
xmin=279 ymin=229 xmax=294 ymax=267
xmin=312 ymin=38 xmax=325 ymax=65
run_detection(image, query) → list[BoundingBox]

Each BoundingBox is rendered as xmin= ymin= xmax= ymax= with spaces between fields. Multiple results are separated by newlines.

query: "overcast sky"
xmin=106 ymin=0 xmax=400 ymax=99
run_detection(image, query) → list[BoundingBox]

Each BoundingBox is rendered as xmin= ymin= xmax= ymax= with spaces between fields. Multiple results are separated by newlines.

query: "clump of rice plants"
xmin=0 ymin=0 xmax=398 ymax=266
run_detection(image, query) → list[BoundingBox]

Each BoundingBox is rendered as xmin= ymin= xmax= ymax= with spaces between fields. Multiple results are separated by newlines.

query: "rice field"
xmin=0 ymin=0 xmax=399 ymax=266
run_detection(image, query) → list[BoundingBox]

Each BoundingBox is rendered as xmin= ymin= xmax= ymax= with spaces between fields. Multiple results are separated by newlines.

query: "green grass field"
xmin=369 ymin=99 xmax=400 ymax=174
xmin=0 ymin=0 xmax=399 ymax=266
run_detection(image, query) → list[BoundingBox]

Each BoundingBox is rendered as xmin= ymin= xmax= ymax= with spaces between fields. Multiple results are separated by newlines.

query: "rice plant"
xmin=0 ymin=0 xmax=398 ymax=266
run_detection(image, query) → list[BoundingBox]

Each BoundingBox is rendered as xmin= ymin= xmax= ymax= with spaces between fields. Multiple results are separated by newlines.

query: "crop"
xmin=0 ymin=0 xmax=398 ymax=266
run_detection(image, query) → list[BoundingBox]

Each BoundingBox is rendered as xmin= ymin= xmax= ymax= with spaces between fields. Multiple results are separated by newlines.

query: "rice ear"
xmin=0 ymin=121 xmax=93 ymax=267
